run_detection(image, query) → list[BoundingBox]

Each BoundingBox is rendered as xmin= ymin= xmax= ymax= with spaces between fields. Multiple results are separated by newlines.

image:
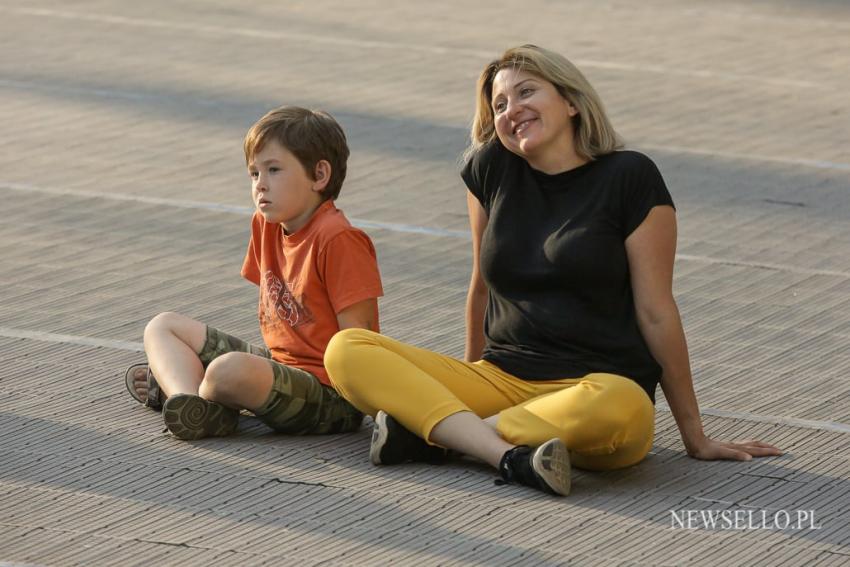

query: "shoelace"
xmin=494 ymin=445 xmax=532 ymax=486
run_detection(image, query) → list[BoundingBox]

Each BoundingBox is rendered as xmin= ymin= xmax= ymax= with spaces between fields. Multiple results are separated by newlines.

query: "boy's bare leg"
xmin=141 ymin=312 xmax=208 ymax=398
xmin=198 ymin=352 xmax=274 ymax=411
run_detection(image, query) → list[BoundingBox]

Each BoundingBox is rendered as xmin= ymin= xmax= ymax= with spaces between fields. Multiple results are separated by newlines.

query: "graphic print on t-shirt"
xmin=260 ymin=270 xmax=313 ymax=329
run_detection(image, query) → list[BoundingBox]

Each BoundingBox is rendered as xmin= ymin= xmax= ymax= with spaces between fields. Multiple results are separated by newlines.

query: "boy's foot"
xmin=124 ymin=363 xmax=164 ymax=410
xmin=162 ymin=394 xmax=239 ymax=440
xmin=497 ymin=439 xmax=571 ymax=496
xmin=370 ymin=410 xmax=448 ymax=465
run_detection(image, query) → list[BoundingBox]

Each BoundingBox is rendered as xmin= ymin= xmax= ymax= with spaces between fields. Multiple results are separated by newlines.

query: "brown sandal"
xmin=124 ymin=363 xmax=165 ymax=411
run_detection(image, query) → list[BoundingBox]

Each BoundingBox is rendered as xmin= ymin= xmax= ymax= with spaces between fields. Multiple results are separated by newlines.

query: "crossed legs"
xmin=142 ymin=311 xmax=273 ymax=411
xmin=325 ymin=328 xmax=654 ymax=471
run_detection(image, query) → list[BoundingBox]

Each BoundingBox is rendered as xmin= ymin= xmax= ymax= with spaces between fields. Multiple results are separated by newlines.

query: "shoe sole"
xmin=369 ymin=410 xmax=390 ymax=465
xmin=162 ymin=394 xmax=237 ymax=440
xmin=532 ymin=439 xmax=571 ymax=496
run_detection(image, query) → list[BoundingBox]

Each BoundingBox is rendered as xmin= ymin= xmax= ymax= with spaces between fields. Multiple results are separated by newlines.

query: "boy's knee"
xmin=144 ymin=311 xmax=180 ymax=339
xmin=201 ymin=352 xmax=248 ymax=403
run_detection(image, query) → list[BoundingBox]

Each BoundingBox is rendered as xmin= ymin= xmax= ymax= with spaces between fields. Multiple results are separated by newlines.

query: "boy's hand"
xmin=336 ymin=299 xmax=378 ymax=331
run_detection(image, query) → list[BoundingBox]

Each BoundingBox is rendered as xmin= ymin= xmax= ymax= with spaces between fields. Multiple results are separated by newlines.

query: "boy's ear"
xmin=312 ymin=160 xmax=332 ymax=193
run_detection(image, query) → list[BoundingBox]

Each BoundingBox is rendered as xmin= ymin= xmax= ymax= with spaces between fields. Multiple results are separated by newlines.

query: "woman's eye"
xmin=494 ymin=102 xmax=506 ymax=113
xmin=520 ymin=88 xmax=533 ymax=97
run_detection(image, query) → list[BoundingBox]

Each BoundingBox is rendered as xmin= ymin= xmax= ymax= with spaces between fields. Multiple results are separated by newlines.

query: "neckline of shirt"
xmin=528 ymin=155 xmax=601 ymax=186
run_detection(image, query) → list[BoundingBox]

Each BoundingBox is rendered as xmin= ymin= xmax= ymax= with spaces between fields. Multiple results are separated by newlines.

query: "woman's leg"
xmin=325 ymin=329 xmax=571 ymax=494
xmin=325 ymin=329 xmax=520 ymax=446
xmin=429 ymin=412 xmax=513 ymax=468
xmin=497 ymin=373 xmax=655 ymax=470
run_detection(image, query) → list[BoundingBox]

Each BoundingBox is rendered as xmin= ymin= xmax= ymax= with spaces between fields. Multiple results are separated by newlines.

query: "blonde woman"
xmin=325 ymin=45 xmax=781 ymax=496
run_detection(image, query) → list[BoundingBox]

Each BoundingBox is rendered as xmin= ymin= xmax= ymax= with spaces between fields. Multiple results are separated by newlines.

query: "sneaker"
xmin=162 ymin=394 xmax=239 ymax=440
xmin=370 ymin=410 xmax=448 ymax=465
xmin=497 ymin=438 xmax=571 ymax=496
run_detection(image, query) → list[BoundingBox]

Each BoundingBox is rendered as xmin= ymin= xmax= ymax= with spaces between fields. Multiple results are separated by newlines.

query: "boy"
xmin=124 ymin=106 xmax=383 ymax=440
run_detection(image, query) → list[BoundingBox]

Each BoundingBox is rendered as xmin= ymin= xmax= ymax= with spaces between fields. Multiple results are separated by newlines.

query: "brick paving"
xmin=1 ymin=1 xmax=849 ymax=565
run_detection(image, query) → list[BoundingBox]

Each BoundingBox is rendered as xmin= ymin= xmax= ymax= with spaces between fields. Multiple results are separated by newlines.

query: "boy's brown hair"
xmin=244 ymin=106 xmax=350 ymax=200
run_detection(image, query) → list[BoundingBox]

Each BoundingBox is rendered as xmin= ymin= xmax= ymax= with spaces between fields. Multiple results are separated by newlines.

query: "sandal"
xmin=124 ymin=363 xmax=165 ymax=411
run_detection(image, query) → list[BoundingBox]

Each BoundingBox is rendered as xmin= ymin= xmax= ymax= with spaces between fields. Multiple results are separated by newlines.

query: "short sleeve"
xmin=621 ymin=153 xmax=675 ymax=237
xmin=320 ymin=229 xmax=384 ymax=314
xmin=461 ymin=151 xmax=486 ymax=207
xmin=460 ymin=140 xmax=505 ymax=214
xmin=240 ymin=212 xmax=262 ymax=285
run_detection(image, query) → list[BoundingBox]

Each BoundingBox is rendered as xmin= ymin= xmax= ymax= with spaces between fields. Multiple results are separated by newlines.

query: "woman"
xmin=324 ymin=45 xmax=781 ymax=496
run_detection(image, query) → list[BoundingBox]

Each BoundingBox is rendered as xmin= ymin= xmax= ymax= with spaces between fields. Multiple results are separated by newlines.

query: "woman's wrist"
xmin=680 ymin=425 xmax=707 ymax=453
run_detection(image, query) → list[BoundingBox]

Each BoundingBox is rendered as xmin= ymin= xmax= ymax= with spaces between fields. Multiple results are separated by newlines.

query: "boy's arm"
xmin=336 ymin=298 xmax=379 ymax=331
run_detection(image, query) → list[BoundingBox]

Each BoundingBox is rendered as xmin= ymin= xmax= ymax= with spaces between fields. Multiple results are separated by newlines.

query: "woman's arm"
xmin=625 ymin=206 xmax=782 ymax=460
xmin=465 ymin=191 xmax=489 ymax=362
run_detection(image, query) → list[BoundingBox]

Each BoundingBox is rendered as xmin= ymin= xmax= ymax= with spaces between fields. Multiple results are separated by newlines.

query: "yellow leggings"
xmin=324 ymin=329 xmax=655 ymax=471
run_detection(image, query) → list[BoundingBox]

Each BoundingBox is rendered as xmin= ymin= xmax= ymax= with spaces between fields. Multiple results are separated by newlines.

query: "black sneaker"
xmin=370 ymin=410 xmax=448 ymax=465
xmin=162 ymin=394 xmax=239 ymax=440
xmin=497 ymin=439 xmax=571 ymax=496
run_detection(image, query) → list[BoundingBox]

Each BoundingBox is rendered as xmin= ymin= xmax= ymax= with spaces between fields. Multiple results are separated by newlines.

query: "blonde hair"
xmin=467 ymin=44 xmax=621 ymax=162
xmin=244 ymin=106 xmax=349 ymax=201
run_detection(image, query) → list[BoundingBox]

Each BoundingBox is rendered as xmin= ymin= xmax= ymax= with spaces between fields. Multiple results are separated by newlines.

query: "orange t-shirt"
xmin=241 ymin=200 xmax=383 ymax=385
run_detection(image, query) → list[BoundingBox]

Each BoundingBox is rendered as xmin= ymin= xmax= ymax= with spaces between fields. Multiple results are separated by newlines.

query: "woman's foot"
xmin=162 ymin=394 xmax=239 ymax=440
xmin=498 ymin=439 xmax=571 ymax=496
xmin=370 ymin=410 xmax=448 ymax=465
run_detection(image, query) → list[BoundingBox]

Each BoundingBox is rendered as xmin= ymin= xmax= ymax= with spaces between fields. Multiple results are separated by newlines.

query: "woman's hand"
xmin=685 ymin=435 xmax=783 ymax=461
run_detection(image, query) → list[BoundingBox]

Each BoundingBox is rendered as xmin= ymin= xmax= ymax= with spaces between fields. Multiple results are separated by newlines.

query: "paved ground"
xmin=1 ymin=0 xmax=849 ymax=565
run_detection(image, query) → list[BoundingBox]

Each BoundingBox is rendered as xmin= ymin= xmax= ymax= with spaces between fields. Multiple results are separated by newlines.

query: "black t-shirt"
xmin=461 ymin=140 xmax=675 ymax=401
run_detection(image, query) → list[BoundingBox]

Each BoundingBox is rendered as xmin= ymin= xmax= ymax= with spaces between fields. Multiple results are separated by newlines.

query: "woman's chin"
xmin=515 ymin=139 xmax=542 ymax=159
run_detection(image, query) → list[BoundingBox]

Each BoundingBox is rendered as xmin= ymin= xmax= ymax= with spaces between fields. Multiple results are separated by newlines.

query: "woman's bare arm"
xmin=626 ymin=206 xmax=782 ymax=460
xmin=465 ymin=191 xmax=489 ymax=362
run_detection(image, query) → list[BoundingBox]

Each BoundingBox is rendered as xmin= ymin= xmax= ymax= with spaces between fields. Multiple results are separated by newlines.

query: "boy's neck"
xmin=281 ymin=199 xmax=328 ymax=235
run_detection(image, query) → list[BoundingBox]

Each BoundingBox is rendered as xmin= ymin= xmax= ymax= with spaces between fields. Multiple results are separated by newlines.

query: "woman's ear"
xmin=312 ymin=160 xmax=332 ymax=193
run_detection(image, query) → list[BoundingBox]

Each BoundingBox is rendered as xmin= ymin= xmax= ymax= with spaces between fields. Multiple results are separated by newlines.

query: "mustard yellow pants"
xmin=324 ymin=329 xmax=655 ymax=471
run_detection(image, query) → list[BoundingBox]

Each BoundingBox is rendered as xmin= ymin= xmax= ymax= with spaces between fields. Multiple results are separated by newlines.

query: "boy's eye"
xmin=249 ymin=171 xmax=259 ymax=179
xmin=269 ymin=167 xmax=280 ymax=173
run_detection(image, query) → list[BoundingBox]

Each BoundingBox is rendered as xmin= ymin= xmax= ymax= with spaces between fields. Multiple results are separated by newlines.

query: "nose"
xmin=505 ymin=96 xmax=523 ymax=119
xmin=254 ymin=173 xmax=267 ymax=192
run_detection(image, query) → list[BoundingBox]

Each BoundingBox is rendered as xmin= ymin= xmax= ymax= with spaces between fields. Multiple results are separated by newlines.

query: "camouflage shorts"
xmin=199 ymin=326 xmax=363 ymax=435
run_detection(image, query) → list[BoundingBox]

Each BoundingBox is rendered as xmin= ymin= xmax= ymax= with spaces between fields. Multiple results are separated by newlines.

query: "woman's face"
xmin=491 ymin=68 xmax=578 ymax=165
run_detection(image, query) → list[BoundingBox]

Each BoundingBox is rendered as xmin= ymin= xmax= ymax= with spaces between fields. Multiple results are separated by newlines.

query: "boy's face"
xmin=248 ymin=140 xmax=324 ymax=233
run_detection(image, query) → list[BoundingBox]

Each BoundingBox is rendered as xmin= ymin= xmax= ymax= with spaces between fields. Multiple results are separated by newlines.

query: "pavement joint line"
xmin=674 ymin=254 xmax=850 ymax=279
xmin=3 ymin=182 xmax=849 ymax=279
xmin=657 ymin=404 xmax=850 ymax=435
xmin=2 ymin=324 xmax=848 ymax=435
xmin=0 ymin=327 xmax=144 ymax=352
xmin=642 ymin=144 xmax=850 ymax=172
xmin=4 ymin=7 xmax=825 ymax=90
